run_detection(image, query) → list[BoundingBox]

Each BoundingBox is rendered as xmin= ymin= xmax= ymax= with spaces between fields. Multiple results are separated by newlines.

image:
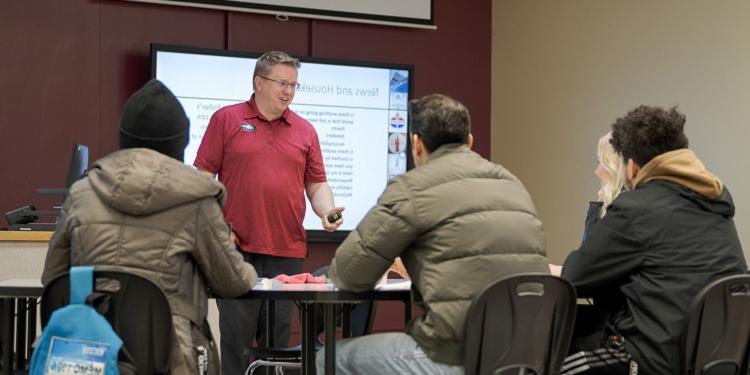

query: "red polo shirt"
xmin=195 ymin=97 xmax=326 ymax=258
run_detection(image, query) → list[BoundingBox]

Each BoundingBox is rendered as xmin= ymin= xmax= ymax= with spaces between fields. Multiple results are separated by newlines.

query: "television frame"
xmin=150 ymin=43 xmax=414 ymax=243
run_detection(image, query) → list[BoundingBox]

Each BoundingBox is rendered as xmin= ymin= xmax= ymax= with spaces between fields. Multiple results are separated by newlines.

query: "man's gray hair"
xmin=253 ymin=51 xmax=300 ymax=90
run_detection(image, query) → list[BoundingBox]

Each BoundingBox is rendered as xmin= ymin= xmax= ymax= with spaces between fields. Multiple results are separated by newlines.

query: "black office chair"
xmin=41 ymin=270 xmax=173 ymax=374
xmin=463 ymin=273 xmax=577 ymax=375
xmin=680 ymin=274 xmax=750 ymax=375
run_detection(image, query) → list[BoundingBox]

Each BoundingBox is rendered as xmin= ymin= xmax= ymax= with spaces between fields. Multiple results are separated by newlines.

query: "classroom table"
xmin=243 ymin=279 xmax=412 ymax=375
xmin=0 ymin=277 xmax=412 ymax=375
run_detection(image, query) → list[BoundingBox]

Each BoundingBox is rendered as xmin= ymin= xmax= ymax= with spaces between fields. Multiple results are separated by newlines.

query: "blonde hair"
xmin=598 ymin=132 xmax=626 ymax=217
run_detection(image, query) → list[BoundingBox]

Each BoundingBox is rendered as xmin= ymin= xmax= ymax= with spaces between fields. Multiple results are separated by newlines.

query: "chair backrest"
xmin=41 ymin=270 xmax=173 ymax=374
xmin=463 ymin=273 xmax=577 ymax=375
xmin=681 ymin=274 xmax=750 ymax=375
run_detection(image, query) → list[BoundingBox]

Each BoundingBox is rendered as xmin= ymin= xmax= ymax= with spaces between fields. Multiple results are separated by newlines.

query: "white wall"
xmin=492 ymin=0 xmax=750 ymax=263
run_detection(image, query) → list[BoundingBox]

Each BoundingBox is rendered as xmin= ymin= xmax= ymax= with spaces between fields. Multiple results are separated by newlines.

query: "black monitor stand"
xmin=4 ymin=205 xmax=61 ymax=231
xmin=4 ymin=143 xmax=87 ymax=231
xmin=4 ymin=189 xmax=69 ymax=231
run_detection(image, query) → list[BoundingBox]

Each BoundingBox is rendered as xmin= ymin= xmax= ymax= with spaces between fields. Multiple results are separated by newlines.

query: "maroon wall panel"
xmin=312 ymin=1 xmax=492 ymax=158
xmin=1 ymin=0 xmax=491 ymax=224
xmin=227 ymin=12 xmax=310 ymax=56
xmin=98 ymin=1 xmax=226 ymax=153
xmin=0 ymin=0 xmax=100 ymax=213
xmin=0 ymin=0 xmax=491 ymax=344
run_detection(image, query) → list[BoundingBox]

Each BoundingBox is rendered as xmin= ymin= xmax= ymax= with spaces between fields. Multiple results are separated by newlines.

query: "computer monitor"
xmin=65 ymin=144 xmax=89 ymax=188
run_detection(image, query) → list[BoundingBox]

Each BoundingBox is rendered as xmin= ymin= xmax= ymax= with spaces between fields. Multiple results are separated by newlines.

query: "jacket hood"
xmin=634 ymin=149 xmax=723 ymax=199
xmin=634 ymin=149 xmax=734 ymax=217
xmin=87 ymin=148 xmax=225 ymax=216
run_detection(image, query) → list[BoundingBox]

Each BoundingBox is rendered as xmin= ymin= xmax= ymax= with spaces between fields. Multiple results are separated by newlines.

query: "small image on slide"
xmin=389 ymin=92 xmax=407 ymax=110
xmin=389 ymin=70 xmax=409 ymax=110
xmin=390 ymin=70 xmax=409 ymax=93
xmin=388 ymin=152 xmax=407 ymax=179
xmin=388 ymin=133 xmax=407 ymax=154
xmin=389 ymin=111 xmax=407 ymax=133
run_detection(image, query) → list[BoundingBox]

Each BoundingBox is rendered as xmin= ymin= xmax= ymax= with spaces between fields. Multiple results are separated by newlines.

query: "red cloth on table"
xmin=274 ymin=273 xmax=327 ymax=284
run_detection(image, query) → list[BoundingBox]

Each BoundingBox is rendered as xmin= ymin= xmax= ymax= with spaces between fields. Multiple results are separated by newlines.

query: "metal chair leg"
xmin=246 ymin=360 xmax=263 ymax=375
xmin=245 ymin=359 xmax=301 ymax=375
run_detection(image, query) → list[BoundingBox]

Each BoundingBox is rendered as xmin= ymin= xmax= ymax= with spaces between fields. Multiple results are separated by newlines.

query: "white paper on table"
xmin=254 ymin=278 xmax=273 ymax=289
xmin=375 ymin=280 xmax=412 ymax=291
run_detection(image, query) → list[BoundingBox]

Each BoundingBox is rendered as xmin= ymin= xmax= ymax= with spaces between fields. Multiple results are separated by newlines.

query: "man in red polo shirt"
xmin=195 ymin=50 xmax=343 ymax=375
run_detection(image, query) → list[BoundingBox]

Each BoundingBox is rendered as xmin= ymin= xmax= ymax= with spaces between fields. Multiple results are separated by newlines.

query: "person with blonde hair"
xmin=550 ymin=131 xmax=626 ymax=274
xmin=579 ymin=132 xmax=627 ymax=241
xmin=594 ymin=131 xmax=626 ymax=217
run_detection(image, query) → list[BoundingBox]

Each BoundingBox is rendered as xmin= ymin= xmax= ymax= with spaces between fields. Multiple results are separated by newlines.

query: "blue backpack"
xmin=30 ymin=266 xmax=123 ymax=375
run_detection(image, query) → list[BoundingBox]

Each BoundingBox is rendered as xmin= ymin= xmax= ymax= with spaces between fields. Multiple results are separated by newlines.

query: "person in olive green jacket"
xmin=41 ymin=80 xmax=257 ymax=374
xmin=317 ymin=94 xmax=549 ymax=374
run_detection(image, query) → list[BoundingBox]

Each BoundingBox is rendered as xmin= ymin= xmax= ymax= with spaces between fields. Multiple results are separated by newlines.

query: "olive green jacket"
xmin=330 ymin=143 xmax=548 ymax=365
xmin=42 ymin=148 xmax=257 ymax=374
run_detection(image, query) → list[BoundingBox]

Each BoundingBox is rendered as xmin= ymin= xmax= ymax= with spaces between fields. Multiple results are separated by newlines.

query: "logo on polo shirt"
xmin=239 ymin=122 xmax=256 ymax=133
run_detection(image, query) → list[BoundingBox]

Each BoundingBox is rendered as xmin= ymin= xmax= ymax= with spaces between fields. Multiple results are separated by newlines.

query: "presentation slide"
xmin=153 ymin=47 xmax=410 ymax=233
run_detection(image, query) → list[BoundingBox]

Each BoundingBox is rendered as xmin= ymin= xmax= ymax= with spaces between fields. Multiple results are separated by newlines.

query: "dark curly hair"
xmin=408 ymin=94 xmax=471 ymax=152
xmin=610 ymin=105 xmax=689 ymax=167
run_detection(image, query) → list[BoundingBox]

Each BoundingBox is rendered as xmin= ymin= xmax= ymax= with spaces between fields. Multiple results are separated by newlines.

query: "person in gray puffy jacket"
xmin=317 ymin=94 xmax=549 ymax=374
xmin=41 ymin=79 xmax=258 ymax=374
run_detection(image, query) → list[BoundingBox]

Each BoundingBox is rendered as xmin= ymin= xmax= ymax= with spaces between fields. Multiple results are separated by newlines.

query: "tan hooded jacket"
xmin=633 ymin=148 xmax=723 ymax=198
xmin=42 ymin=148 xmax=257 ymax=374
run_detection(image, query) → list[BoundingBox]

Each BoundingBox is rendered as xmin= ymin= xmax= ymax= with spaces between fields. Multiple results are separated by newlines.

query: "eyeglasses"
xmin=258 ymin=75 xmax=301 ymax=91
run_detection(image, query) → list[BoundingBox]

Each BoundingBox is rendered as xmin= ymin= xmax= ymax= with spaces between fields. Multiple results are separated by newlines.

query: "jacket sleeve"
xmin=193 ymin=197 xmax=257 ymax=297
xmin=193 ymin=111 xmax=225 ymax=174
xmin=41 ymin=198 xmax=73 ymax=285
xmin=562 ymin=200 xmax=646 ymax=297
xmin=330 ymin=179 xmax=417 ymax=292
xmin=580 ymin=201 xmax=603 ymax=245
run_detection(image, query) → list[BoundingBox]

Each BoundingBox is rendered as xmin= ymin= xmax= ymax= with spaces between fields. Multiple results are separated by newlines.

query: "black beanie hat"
xmin=118 ymin=79 xmax=189 ymax=161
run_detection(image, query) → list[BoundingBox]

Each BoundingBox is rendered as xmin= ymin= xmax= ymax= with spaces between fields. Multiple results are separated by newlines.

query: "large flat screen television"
xmin=151 ymin=44 xmax=412 ymax=241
